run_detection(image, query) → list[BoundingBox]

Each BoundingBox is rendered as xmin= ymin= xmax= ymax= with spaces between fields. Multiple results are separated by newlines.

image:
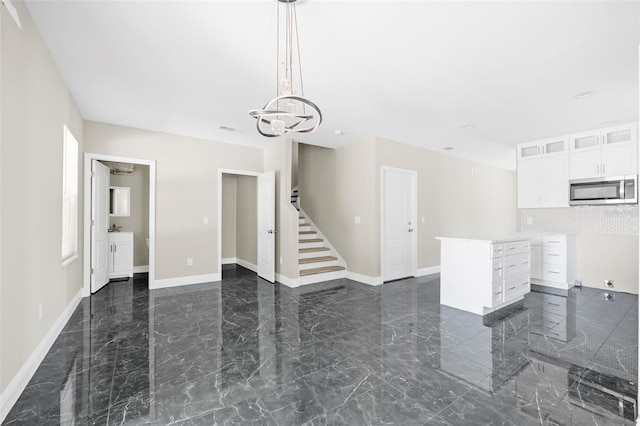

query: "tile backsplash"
xmin=519 ymin=205 xmax=638 ymax=236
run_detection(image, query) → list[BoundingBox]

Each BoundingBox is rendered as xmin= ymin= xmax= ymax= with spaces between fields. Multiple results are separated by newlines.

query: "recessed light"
xmin=334 ymin=130 xmax=344 ymax=136
xmin=219 ymin=125 xmax=238 ymax=132
xmin=574 ymin=91 xmax=594 ymax=99
xmin=443 ymin=146 xmax=455 ymax=151
xmin=462 ymin=124 xmax=475 ymax=129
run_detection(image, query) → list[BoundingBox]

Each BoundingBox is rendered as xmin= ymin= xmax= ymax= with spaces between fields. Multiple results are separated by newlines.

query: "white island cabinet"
xmin=437 ymin=236 xmax=531 ymax=316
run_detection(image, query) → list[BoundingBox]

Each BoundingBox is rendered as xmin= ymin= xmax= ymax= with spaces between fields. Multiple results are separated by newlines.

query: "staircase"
xmin=292 ymin=187 xmax=347 ymax=285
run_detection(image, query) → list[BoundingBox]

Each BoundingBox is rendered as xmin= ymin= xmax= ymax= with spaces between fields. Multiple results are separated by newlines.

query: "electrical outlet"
xmin=354 ymin=216 xmax=360 ymax=224
xmin=38 ymin=303 xmax=43 ymax=320
xmin=280 ymin=257 xmax=283 ymax=265
xmin=203 ymin=216 xmax=209 ymax=225
xmin=187 ymin=258 xmax=193 ymax=266
xmin=604 ymin=279 xmax=614 ymax=288
xmin=526 ymin=217 xmax=533 ymax=225
xmin=421 ymin=216 xmax=425 ymax=224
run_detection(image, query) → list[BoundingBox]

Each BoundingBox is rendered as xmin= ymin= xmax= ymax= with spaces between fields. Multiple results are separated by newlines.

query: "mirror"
xmin=110 ymin=186 xmax=130 ymax=216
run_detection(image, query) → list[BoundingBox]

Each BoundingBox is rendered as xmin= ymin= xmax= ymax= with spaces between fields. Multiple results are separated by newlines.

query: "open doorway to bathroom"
xmin=220 ymin=172 xmax=259 ymax=277
xmin=83 ymin=153 xmax=157 ymax=296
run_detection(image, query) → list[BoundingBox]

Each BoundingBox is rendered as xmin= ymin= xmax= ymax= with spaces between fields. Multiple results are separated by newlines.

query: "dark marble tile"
xmin=3 ymin=269 xmax=637 ymax=426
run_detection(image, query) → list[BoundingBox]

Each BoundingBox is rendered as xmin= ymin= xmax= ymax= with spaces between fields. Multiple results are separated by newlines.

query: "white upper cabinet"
xmin=569 ymin=123 xmax=637 ymax=179
xmin=517 ymin=137 xmax=569 ymax=208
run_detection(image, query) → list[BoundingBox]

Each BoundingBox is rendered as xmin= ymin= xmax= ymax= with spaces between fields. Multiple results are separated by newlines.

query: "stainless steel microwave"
xmin=569 ymin=175 xmax=637 ymax=205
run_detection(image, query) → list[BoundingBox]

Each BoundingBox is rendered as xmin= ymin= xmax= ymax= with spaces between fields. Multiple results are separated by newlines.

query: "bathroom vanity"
xmin=107 ymin=232 xmax=133 ymax=279
xmin=437 ymin=236 xmax=531 ymax=315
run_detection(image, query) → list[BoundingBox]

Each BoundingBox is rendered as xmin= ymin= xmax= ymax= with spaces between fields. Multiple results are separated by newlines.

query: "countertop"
xmin=436 ymin=235 xmax=529 ymax=243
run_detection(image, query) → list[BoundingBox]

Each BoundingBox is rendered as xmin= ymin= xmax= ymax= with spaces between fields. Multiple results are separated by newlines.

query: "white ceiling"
xmin=24 ymin=0 xmax=639 ymax=170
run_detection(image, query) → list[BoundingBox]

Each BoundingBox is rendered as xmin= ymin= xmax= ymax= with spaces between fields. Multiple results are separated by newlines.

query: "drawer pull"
xmin=547 ymin=240 xmax=560 ymax=244
xmin=495 ymin=291 xmax=502 ymax=295
xmin=548 ymin=271 xmax=560 ymax=274
xmin=494 ymin=267 xmax=502 ymax=271
xmin=508 ymin=247 xmax=516 ymax=250
xmin=548 ymin=254 xmax=560 ymax=257
xmin=548 ymin=302 xmax=560 ymax=306
xmin=508 ymin=264 xmax=516 ymax=268
xmin=508 ymin=286 xmax=516 ymax=290
xmin=521 ymin=282 xmax=528 ymax=286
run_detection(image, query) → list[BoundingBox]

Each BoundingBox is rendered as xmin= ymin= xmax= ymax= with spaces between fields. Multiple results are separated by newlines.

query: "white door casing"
xmin=257 ymin=170 xmax=276 ymax=283
xmin=91 ymin=160 xmax=110 ymax=293
xmin=382 ymin=167 xmax=417 ymax=282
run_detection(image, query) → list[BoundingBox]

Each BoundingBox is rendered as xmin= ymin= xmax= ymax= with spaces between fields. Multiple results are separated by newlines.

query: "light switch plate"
xmin=355 ymin=216 xmax=360 ymax=224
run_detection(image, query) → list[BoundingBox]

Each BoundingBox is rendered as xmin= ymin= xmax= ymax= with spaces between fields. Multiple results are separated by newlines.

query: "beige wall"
xmin=576 ymin=235 xmax=638 ymax=294
xmin=221 ymin=174 xmax=237 ymax=259
xmin=1 ymin=1 xmax=84 ymax=395
xmin=84 ymin=121 xmax=263 ymax=281
xmin=109 ymin=165 xmax=150 ymax=267
xmin=299 ymin=138 xmax=518 ymax=278
xmin=264 ymin=138 xmax=298 ymax=279
xmin=236 ymin=175 xmax=257 ymax=265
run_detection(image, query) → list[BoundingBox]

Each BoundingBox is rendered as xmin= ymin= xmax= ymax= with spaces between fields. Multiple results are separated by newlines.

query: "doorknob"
xmin=267 ymin=230 xmax=272 ymax=234
xmin=408 ymin=229 xmax=414 ymax=233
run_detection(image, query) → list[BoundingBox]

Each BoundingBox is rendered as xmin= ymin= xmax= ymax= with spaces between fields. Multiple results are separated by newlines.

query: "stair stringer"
xmin=298 ymin=207 xmax=347 ymax=285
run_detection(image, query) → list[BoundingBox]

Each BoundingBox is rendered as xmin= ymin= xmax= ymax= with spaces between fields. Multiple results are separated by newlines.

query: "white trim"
xmin=83 ymin=153 xmax=156 ymax=296
xmin=217 ymin=169 xmax=261 ymax=284
xmin=380 ymin=166 xmax=418 ymax=282
xmin=236 ymin=258 xmax=257 ymax=273
xmin=275 ymin=273 xmax=299 ymax=288
xmin=417 ymin=266 xmax=440 ymax=277
xmin=153 ymin=273 xmax=221 ymax=289
xmin=222 ymin=257 xmax=237 ymax=265
xmin=0 ymin=290 xmax=83 ymax=423
xmin=133 ymin=265 xmax=149 ymax=273
xmin=346 ymin=271 xmax=384 ymax=286
xmin=299 ymin=270 xmax=347 ymax=286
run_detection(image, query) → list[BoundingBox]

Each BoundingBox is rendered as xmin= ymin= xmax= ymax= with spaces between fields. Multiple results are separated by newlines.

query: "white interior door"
xmin=91 ymin=160 xmax=110 ymax=293
xmin=382 ymin=168 xmax=417 ymax=282
xmin=257 ymin=170 xmax=276 ymax=283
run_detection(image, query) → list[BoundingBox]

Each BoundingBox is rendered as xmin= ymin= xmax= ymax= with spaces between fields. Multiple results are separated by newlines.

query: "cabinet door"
xmin=112 ymin=241 xmax=133 ymax=275
xmin=569 ymin=149 xmax=601 ymax=179
xmin=569 ymin=130 xmax=599 ymax=153
xmin=601 ymin=123 xmax=637 ymax=148
xmin=601 ymin=144 xmax=638 ymax=176
xmin=517 ymin=158 xmax=541 ymax=208
xmin=518 ymin=142 xmax=541 ymax=160
xmin=541 ymin=154 xmax=569 ymax=207
xmin=108 ymin=244 xmax=115 ymax=273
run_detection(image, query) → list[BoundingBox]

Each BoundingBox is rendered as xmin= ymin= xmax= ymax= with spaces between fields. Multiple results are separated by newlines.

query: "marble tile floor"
xmin=3 ymin=265 xmax=638 ymax=425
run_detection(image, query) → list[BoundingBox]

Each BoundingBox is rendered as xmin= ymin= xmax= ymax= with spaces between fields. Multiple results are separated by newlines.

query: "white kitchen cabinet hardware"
xmin=108 ymin=232 xmax=133 ymax=279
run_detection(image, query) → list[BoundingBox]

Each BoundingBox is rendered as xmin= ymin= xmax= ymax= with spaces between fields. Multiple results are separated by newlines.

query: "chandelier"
xmin=249 ymin=0 xmax=322 ymax=137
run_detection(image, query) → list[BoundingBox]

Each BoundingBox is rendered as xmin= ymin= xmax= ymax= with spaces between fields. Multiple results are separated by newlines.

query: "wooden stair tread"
xmin=299 ymin=231 xmax=316 ymax=235
xmin=299 ymin=238 xmax=323 ymax=243
xmin=299 ymin=247 xmax=330 ymax=253
xmin=299 ymin=256 xmax=337 ymax=264
xmin=300 ymin=265 xmax=346 ymax=276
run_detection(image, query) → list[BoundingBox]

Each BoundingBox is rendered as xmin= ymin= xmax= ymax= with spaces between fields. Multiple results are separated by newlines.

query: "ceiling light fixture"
xmin=249 ymin=0 xmax=322 ymax=137
xmin=574 ymin=91 xmax=594 ymax=99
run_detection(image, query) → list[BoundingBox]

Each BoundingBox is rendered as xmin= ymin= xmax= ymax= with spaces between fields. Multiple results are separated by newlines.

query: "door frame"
xmin=83 ymin=153 xmax=157 ymax=296
xmin=380 ymin=166 xmax=418 ymax=282
xmin=217 ymin=169 xmax=261 ymax=277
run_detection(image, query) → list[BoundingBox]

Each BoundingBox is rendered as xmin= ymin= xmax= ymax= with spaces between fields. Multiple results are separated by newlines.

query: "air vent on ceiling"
xmin=219 ymin=126 xmax=237 ymax=132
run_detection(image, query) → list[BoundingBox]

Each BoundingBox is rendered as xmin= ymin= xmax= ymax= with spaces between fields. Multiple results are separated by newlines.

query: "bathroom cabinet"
xmin=108 ymin=232 xmax=133 ymax=279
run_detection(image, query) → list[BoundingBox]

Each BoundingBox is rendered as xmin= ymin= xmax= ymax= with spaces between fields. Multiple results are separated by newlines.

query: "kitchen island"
xmin=437 ymin=236 xmax=531 ymax=316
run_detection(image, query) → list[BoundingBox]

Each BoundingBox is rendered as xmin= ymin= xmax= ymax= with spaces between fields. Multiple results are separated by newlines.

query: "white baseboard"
xmin=417 ymin=266 xmax=440 ymax=277
xmin=222 ymin=257 xmax=236 ymax=265
xmin=276 ymin=273 xmax=299 ymax=288
xmin=236 ymin=259 xmax=257 ymax=273
xmin=133 ymin=265 xmax=149 ymax=273
xmin=151 ymin=273 xmax=221 ymax=289
xmin=0 ymin=289 xmax=83 ymax=423
xmin=346 ymin=271 xmax=383 ymax=286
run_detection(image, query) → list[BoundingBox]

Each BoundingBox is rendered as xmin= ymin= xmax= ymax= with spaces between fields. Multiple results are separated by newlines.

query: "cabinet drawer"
xmin=492 ymin=283 xmax=504 ymax=305
xmin=503 ymin=240 xmax=529 ymax=256
xmin=491 ymin=244 xmax=504 ymax=258
xmin=504 ymin=253 xmax=530 ymax=277
xmin=492 ymin=258 xmax=504 ymax=281
xmin=542 ymin=236 xmax=566 ymax=248
xmin=504 ymin=275 xmax=530 ymax=300
xmin=542 ymin=247 xmax=566 ymax=265
xmin=542 ymin=264 xmax=567 ymax=282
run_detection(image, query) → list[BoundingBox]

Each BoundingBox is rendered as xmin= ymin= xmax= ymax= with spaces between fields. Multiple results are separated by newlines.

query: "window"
xmin=61 ymin=126 xmax=79 ymax=264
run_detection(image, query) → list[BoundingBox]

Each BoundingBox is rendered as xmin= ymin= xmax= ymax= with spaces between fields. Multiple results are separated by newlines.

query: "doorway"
xmin=83 ymin=153 xmax=157 ymax=296
xmin=381 ymin=166 xmax=417 ymax=282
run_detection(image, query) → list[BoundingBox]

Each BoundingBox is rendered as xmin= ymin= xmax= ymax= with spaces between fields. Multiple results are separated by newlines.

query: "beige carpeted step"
xmin=299 ymin=265 xmax=346 ymax=276
xmin=299 ymin=238 xmax=323 ymax=243
xmin=299 ymin=256 xmax=337 ymax=265
xmin=299 ymin=231 xmax=316 ymax=235
xmin=299 ymin=247 xmax=330 ymax=254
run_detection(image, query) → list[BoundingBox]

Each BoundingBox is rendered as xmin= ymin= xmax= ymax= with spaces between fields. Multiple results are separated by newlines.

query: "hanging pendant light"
xmin=249 ymin=0 xmax=322 ymax=137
